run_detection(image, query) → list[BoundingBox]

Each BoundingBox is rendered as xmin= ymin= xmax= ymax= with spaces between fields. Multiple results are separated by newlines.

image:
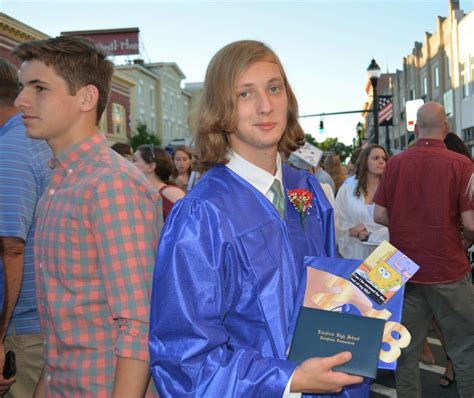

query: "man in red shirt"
xmin=374 ymin=102 xmax=474 ymax=398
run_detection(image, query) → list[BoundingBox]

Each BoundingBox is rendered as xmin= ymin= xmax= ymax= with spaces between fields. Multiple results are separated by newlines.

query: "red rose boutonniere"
xmin=287 ymin=189 xmax=313 ymax=230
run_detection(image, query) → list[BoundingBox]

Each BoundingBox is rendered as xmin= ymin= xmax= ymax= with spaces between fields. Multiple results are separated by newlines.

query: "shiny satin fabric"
xmin=149 ymin=164 xmax=336 ymax=397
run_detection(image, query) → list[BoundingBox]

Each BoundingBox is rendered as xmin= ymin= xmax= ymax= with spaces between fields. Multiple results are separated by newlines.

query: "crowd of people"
xmin=0 ymin=34 xmax=472 ymax=398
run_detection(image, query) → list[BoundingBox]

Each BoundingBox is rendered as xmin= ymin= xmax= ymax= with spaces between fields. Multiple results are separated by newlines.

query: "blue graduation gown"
xmin=149 ymin=164 xmax=336 ymax=397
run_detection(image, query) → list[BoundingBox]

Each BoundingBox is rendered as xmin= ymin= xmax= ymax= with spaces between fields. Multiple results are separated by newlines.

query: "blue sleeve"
xmin=149 ymin=198 xmax=296 ymax=397
xmin=0 ymin=135 xmax=37 ymax=240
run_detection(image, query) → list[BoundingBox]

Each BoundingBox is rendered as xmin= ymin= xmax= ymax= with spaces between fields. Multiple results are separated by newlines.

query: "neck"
xmin=234 ymin=148 xmax=278 ymax=175
xmin=418 ymin=130 xmax=445 ymax=141
xmin=49 ymin=122 xmax=98 ymax=156
xmin=148 ymin=173 xmax=166 ymax=190
xmin=366 ymin=172 xmax=380 ymax=186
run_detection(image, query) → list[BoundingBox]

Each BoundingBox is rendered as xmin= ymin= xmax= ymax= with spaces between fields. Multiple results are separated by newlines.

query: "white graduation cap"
xmin=288 ymin=142 xmax=324 ymax=170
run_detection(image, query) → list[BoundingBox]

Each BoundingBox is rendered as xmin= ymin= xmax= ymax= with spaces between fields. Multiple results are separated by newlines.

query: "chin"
xmin=25 ymin=129 xmax=41 ymax=139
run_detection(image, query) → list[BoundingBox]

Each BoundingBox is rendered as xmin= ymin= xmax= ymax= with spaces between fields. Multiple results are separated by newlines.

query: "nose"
xmin=14 ymin=88 xmax=30 ymax=110
xmin=257 ymin=91 xmax=272 ymax=115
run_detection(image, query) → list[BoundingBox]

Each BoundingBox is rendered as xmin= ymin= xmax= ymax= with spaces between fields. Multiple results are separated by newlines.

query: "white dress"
xmin=335 ymin=178 xmax=389 ymax=259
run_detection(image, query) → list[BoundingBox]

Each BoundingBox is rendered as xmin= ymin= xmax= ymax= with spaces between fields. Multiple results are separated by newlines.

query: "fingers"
xmin=322 ymin=351 xmax=352 ymax=368
xmin=320 ymin=352 xmax=364 ymax=386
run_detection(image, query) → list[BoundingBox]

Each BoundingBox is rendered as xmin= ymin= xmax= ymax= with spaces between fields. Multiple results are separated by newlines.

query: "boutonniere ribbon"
xmin=287 ymin=189 xmax=313 ymax=230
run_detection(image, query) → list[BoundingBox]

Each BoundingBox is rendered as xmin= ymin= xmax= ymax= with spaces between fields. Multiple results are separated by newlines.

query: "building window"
xmin=410 ymin=88 xmax=415 ymax=101
xmin=463 ymin=126 xmax=474 ymax=141
xmin=138 ymin=82 xmax=143 ymax=98
xmin=423 ymin=76 xmax=428 ymax=96
xmin=434 ymin=66 xmax=440 ymax=88
xmin=447 ymin=57 xmax=451 ymax=78
xmin=471 ymin=56 xmax=474 ymax=97
xmin=112 ymin=103 xmax=126 ymax=136
xmin=170 ymin=95 xmax=174 ymax=112
xmin=151 ymin=114 xmax=156 ymax=132
xmin=150 ymin=86 xmax=155 ymax=107
xmin=461 ymin=61 xmax=469 ymax=99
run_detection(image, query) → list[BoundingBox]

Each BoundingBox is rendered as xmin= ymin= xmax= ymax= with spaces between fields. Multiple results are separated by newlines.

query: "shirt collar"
xmin=0 ymin=113 xmax=23 ymax=137
xmin=51 ymin=133 xmax=106 ymax=170
xmin=415 ymin=138 xmax=447 ymax=149
xmin=226 ymin=151 xmax=283 ymax=196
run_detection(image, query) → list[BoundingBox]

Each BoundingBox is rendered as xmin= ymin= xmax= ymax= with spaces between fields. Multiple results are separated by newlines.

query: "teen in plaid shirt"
xmin=13 ymin=36 xmax=162 ymax=397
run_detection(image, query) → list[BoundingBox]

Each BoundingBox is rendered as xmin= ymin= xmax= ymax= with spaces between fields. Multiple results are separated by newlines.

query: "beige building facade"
xmin=118 ymin=61 xmax=194 ymax=146
xmin=364 ymin=0 xmax=474 ymax=153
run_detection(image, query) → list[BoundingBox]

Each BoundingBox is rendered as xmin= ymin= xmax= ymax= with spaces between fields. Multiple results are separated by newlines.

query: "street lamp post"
xmin=367 ymin=59 xmax=381 ymax=144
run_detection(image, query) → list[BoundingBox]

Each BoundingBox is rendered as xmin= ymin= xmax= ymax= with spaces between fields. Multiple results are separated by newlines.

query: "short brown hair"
xmin=0 ymin=59 xmax=20 ymax=106
xmin=191 ymin=40 xmax=305 ymax=172
xmin=12 ymin=35 xmax=114 ymax=124
xmin=111 ymin=142 xmax=132 ymax=158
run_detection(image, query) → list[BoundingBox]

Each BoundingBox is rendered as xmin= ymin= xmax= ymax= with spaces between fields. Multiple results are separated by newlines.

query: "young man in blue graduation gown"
xmin=149 ymin=40 xmax=363 ymax=397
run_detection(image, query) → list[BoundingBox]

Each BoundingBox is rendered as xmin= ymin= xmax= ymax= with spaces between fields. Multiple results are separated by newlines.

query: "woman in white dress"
xmin=335 ymin=144 xmax=389 ymax=259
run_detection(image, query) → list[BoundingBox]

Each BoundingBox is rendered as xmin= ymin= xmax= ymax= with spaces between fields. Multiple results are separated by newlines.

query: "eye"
xmin=383 ymin=271 xmax=391 ymax=279
xmin=238 ymin=91 xmax=250 ymax=98
xmin=35 ymin=85 xmax=47 ymax=93
xmin=269 ymin=85 xmax=282 ymax=94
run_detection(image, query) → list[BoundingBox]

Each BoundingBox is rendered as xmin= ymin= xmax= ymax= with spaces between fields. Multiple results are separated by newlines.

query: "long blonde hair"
xmin=191 ymin=40 xmax=305 ymax=172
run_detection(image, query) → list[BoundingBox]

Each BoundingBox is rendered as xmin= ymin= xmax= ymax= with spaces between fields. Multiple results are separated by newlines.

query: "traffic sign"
xmin=405 ymin=99 xmax=424 ymax=132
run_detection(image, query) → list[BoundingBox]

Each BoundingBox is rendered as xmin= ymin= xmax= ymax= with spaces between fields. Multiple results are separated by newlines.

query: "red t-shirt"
xmin=374 ymin=138 xmax=473 ymax=283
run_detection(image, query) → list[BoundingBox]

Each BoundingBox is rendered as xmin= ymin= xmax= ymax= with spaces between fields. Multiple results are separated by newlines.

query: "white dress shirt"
xmin=226 ymin=151 xmax=284 ymax=202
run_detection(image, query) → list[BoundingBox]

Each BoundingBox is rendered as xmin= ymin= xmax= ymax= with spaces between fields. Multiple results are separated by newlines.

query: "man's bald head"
xmin=415 ymin=102 xmax=448 ymax=139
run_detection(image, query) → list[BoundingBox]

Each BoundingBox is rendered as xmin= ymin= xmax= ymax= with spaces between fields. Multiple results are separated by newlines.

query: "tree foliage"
xmin=129 ymin=123 xmax=162 ymax=151
xmin=304 ymin=134 xmax=353 ymax=163
xmin=304 ymin=133 xmax=318 ymax=147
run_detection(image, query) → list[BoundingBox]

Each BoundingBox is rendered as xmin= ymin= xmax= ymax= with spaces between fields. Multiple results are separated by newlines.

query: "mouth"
xmin=254 ymin=122 xmax=277 ymax=131
xmin=22 ymin=115 xmax=39 ymax=123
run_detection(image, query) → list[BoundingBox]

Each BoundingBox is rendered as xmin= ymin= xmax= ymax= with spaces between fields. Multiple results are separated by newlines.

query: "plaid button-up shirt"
xmin=35 ymin=133 xmax=162 ymax=396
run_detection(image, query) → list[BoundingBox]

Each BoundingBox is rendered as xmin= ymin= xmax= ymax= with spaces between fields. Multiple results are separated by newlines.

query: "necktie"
xmin=270 ymin=179 xmax=285 ymax=218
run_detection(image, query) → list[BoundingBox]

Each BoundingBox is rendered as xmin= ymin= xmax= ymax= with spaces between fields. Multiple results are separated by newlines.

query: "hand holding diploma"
xmin=290 ymin=352 xmax=363 ymax=394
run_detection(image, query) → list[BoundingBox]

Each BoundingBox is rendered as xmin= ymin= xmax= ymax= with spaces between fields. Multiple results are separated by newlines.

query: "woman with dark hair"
xmin=335 ymin=144 xmax=389 ymax=258
xmin=444 ymin=132 xmax=472 ymax=160
xmin=171 ymin=145 xmax=194 ymax=191
xmin=133 ymin=144 xmax=185 ymax=220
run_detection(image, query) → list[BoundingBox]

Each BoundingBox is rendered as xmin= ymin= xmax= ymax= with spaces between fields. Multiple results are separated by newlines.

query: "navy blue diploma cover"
xmin=288 ymin=307 xmax=386 ymax=379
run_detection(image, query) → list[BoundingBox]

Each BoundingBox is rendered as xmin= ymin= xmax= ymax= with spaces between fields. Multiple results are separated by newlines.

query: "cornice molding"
xmin=0 ymin=13 xmax=49 ymax=42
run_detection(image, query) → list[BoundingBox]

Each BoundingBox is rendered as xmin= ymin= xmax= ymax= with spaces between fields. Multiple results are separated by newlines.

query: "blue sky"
xmin=3 ymin=0 xmax=472 ymax=144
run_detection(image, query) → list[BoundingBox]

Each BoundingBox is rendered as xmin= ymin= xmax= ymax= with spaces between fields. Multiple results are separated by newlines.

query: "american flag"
xmin=378 ymin=95 xmax=393 ymax=126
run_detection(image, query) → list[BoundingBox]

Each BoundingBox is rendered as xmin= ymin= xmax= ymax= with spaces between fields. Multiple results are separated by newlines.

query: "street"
xmin=371 ymin=331 xmax=459 ymax=397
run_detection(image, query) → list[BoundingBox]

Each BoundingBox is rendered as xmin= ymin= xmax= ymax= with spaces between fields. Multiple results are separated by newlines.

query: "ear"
xmin=414 ymin=125 xmax=420 ymax=137
xmin=78 ymin=84 xmax=100 ymax=114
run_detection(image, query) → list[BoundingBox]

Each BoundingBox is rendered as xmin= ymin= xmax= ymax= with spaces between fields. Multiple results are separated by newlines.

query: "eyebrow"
xmin=20 ymin=78 xmax=50 ymax=88
xmin=238 ymin=77 xmax=284 ymax=89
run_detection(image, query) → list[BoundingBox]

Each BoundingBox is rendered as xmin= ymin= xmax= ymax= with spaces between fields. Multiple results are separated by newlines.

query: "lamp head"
xmin=367 ymin=58 xmax=381 ymax=80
